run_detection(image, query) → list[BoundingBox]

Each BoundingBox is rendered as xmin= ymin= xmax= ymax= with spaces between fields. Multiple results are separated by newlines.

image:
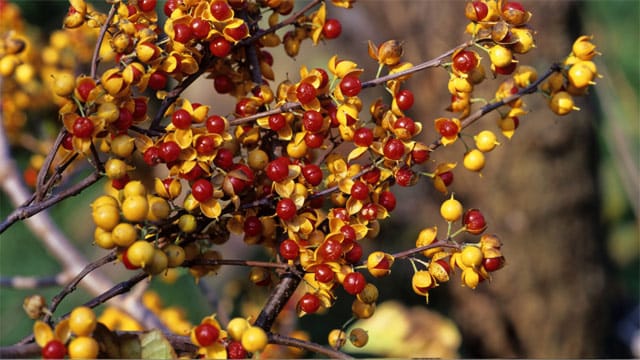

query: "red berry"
xmin=244 ymin=215 xmax=263 ymax=237
xmin=473 ymin=1 xmax=489 ymax=20
xmin=439 ymin=171 xmax=454 ymax=186
xmin=345 ymin=242 xmax=363 ymax=264
xmin=303 ymin=110 xmax=323 ymax=132
xmin=411 ymin=148 xmax=430 ymax=164
xmin=340 ymin=75 xmax=362 ymax=97
xmin=302 ymin=164 xmax=323 ymax=186
xmin=322 ymin=18 xmax=342 ymax=39
xmin=483 ymin=256 xmax=505 ymax=272
xmin=213 ymin=74 xmax=233 ymax=94
xmin=268 ymin=113 xmax=286 ymax=131
xmin=148 ymin=71 xmax=168 ymax=90
xmin=163 ymin=0 xmax=178 ymax=16
xmin=235 ymin=98 xmax=257 ymax=117
xmin=42 ymin=340 xmax=67 ymax=359
xmin=261 ymin=50 xmax=274 ymax=67
xmin=265 ymin=157 xmax=290 ymax=182
xmin=319 ymin=239 xmax=342 ymax=261
xmin=395 ymin=166 xmax=414 ymax=187
xmin=111 ymin=174 xmax=130 ymax=190
xmin=195 ymin=135 xmax=216 ymax=156
xmin=210 ymin=0 xmax=232 ymax=20
xmin=360 ymin=203 xmax=378 ymax=221
xmin=463 ymin=208 xmax=487 ymax=234
xmin=350 ymin=181 xmax=369 ymax=200
xmin=159 ymin=141 xmax=181 ymax=163
xmin=343 ymin=272 xmax=366 ymax=295
xmin=361 ymin=168 xmax=380 ymax=185
xmin=379 ymin=190 xmax=396 ymax=212
xmin=296 ymin=82 xmax=317 ymax=104
xmin=298 ymin=293 xmax=321 ymax=313
xmin=143 ymin=146 xmax=161 ymax=166
xmin=394 ymin=116 xmax=416 ymax=135
xmin=227 ymin=341 xmax=247 ymax=359
xmin=304 ymin=132 xmax=324 ymax=148
xmin=383 ymin=138 xmax=404 ymax=160
xmin=438 ymin=119 xmax=459 ymax=137
xmin=192 ymin=179 xmax=213 ymax=202
xmin=276 ymin=198 xmax=297 ymax=221
xmin=61 ymin=132 xmax=74 ymax=150
xmin=133 ymin=98 xmax=147 ymax=120
xmin=228 ymin=164 xmax=254 ymax=193
xmin=314 ymin=264 xmax=335 ymax=283
xmin=75 ymin=78 xmax=95 ymax=102
xmin=190 ymin=17 xmax=211 ymax=39
xmin=213 ymin=148 xmax=234 ymax=170
xmin=138 ymin=0 xmax=156 ymax=12
xmin=72 ymin=116 xmax=94 ymax=139
xmin=172 ymin=109 xmax=192 ymax=129
xmin=279 ymin=239 xmax=299 ymax=260
xmin=340 ymin=225 xmax=356 ymax=242
xmin=122 ymin=248 xmax=141 ymax=270
xmin=395 ymin=89 xmax=414 ymax=111
xmin=173 ymin=22 xmax=193 ymax=43
xmin=181 ymin=165 xmax=203 ymax=181
xmin=331 ymin=208 xmax=349 ymax=222
xmin=494 ymin=61 xmax=517 ymax=75
xmin=195 ymin=323 xmax=220 ymax=347
xmin=114 ymin=107 xmax=133 ymax=131
xmin=206 ymin=115 xmax=226 ymax=134
xmin=353 ymin=127 xmax=374 ymax=147
xmin=225 ymin=23 xmax=248 ymax=42
xmin=502 ymin=1 xmax=525 ymax=12
xmin=453 ymin=49 xmax=479 ymax=74
xmin=315 ymin=68 xmax=329 ymax=88
xmin=208 ymin=36 xmax=232 ymax=57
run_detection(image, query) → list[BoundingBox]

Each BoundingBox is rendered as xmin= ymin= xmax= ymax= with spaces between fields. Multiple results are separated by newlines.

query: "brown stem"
xmin=391 ymin=240 xmax=462 ymax=260
xmin=35 ymin=129 xmax=66 ymax=201
xmin=43 ymin=251 xmax=118 ymax=323
xmin=254 ymin=270 xmax=301 ymax=331
xmin=0 ymin=171 xmax=102 ymax=234
xmin=90 ymin=4 xmax=117 ymax=79
xmin=183 ymin=258 xmax=289 ymax=270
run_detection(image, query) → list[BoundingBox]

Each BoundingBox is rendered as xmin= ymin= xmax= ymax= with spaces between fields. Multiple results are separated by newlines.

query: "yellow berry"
xmin=52 ymin=72 xmax=76 ymax=97
xmin=69 ymin=306 xmax=96 ymax=336
xmin=111 ymin=222 xmax=138 ymax=247
xmin=286 ymin=139 xmax=307 ymax=158
xmin=327 ymin=329 xmax=347 ymax=349
xmin=68 ymin=336 xmax=99 ymax=359
xmin=463 ymin=149 xmax=485 ymax=172
xmin=0 ymin=54 xmax=20 ymax=77
xmin=104 ymin=158 xmax=130 ymax=180
xmin=178 ymin=214 xmax=197 ymax=233
xmin=126 ymin=240 xmax=155 ymax=268
xmin=92 ymin=205 xmax=120 ymax=231
xmin=241 ymin=326 xmax=268 ymax=353
xmin=549 ymin=91 xmax=578 ymax=116
xmin=488 ymin=45 xmax=513 ymax=68
xmin=164 ymin=244 xmax=186 ymax=267
xmin=144 ymin=249 xmax=169 ymax=275
xmin=248 ymin=149 xmax=269 ymax=170
xmin=440 ymin=194 xmax=463 ymax=222
xmin=474 ymin=130 xmax=499 ymax=152
xmin=123 ymin=180 xmax=147 ymax=198
xmin=227 ymin=317 xmax=250 ymax=341
xmin=110 ymin=134 xmax=135 ymax=158
xmin=461 ymin=246 xmax=483 ymax=268
xmin=121 ymin=195 xmax=149 ymax=222
xmin=14 ymin=63 xmax=35 ymax=85
xmin=147 ymin=196 xmax=170 ymax=221
xmin=568 ymin=61 xmax=596 ymax=88
xmin=94 ymin=227 xmax=115 ymax=249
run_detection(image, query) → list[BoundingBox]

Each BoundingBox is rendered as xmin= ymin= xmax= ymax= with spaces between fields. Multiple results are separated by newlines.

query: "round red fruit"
xmin=345 ymin=242 xmax=363 ymax=264
xmin=322 ymin=19 xmax=342 ymax=39
xmin=378 ymin=190 xmax=396 ymax=211
xmin=463 ymin=208 xmax=487 ymax=234
xmin=314 ymin=264 xmax=335 ymax=283
xmin=483 ymin=256 xmax=505 ymax=272
xmin=276 ymin=198 xmax=297 ymax=221
xmin=173 ymin=23 xmax=193 ymax=43
xmin=195 ymin=323 xmax=220 ymax=347
xmin=298 ymin=293 xmax=321 ymax=314
xmin=190 ymin=18 xmax=211 ymax=39
xmin=350 ymin=181 xmax=369 ymax=200
xmin=172 ymin=109 xmax=192 ymax=129
xmin=72 ymin=117 xmax=94 ymax=139
xmin=354 ymin=127 xmax=374 ymax=147
xmin=395 ymin=166 xmax=414 ymax=187
xmin=244 ymin=216 xmax=263 ymax=237
xmin=395 ymin=89 xmax=414 ymax=111
xmin=159 ymin=141 xmax=181 ymax=163
xmin=303 ymin=110 xmax=323 ymax=132
xmin=340 ymin=75 xmax=362 ymax=97
xmin=319 ymin=239 xmax=342 ymax=261
xmin=138 ymin=0 xmax=156 ymax=12
xmin=302 ymin=164 xmax=323 ymax=186
xmin=279 ymin=239 xmax=299 ymax=260
xmin=213 ymin=148 xmax=234 ymax=170
xmin=268 ymin=113 xmax=286 ymax=131
xmin=438 ymin=119 xmax=459 ymax=137
xmin=210 ymin=0 xmax=232 ymax=21
xmin=383 ymin=138 xmax=404 ymax=160
xmin=227 ymin=341 xmax=247 ymax=359
xmin=214 ymin=74 xmax=233 ymax=94
xmin=42 ymin=340 xmax=67 ymax=359
xmin=209 ymin=36 xmax=232 ymax=57
xmin=265 ymin=157 xmax=290 ymax=182
xmin=148 ymin=71 xmax=168 ymax=90
xmin=453 ymin=50 xmax=479 ymax=74
xmin=296 ymin=82 xmax=317 ymax=105
xmin=343 ymin=272 xmax=366 ymax=295
xmin=191 ymin=179 xmax=213 ymax=202
xmin=304 ymin=132 xmax=324 ymax=148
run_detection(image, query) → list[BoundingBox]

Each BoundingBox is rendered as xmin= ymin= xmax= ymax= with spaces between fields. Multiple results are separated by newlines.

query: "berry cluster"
xmin=0 ymin=0 xmax=601 ymax=357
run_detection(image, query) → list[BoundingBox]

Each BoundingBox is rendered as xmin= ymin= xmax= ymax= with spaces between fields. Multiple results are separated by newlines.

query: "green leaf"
xmin=140 ymin=329 xmax=177 ymax=359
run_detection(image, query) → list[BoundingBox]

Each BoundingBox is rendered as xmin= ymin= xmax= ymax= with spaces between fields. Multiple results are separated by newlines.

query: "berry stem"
xmin=90 ymin=4 xmax=117 ymax=79
xmin=268 ymin=332 xmax=354 ymax=359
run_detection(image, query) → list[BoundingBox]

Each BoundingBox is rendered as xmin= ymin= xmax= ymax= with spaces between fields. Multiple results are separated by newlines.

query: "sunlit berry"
xmin=122 ymin=195 xmax=149 ymax=223
xmin=394 ymin=166 xmax=414 ymax=187
xmin=69 ymin=306 xmax=96 ymax=336
xmin=302 ymin=164 xmax=323 ymax=186
xmin=463 ymin=208 xmax=487 ymax=235
xmin=395 ymin=89 xmax=414 ymax=111
xmin=298 ymin=293 xmax=321 ymax=314
xmin=159 ymin=141 xmax=181 ymax=163
xmin=483 ymin=256 xmax=505 ymax=272
xmin=314 ymin=264 xmax=335 ymax=283
xmin=453 ymin=49 xmax=479 ymax=74
xmin=67 ymin=336 xmax=98 ymax=359
xmin=276 ymin=198 xmax=297 ymax=221
xmin=126 ymin=240 xmax=155 ymax=268
xmin=383 ymin=138 xmax=404 ymax=160
xmin=296 ymin=82 xmax=317 ymax=104
xmin=227 ymin=317 xmax=250 ymax=341
xmin=465 ymin=1 xmax=489 ymax=21
xmin=489 ymin=45 xmax=514 ymax=68
xmin=266 ymin=157 xmax=290 ymax=182
xmin=343 ymin=272 xmax=366 ymax=295
xmin=112 ymin=222 xmax=138 ymax=247
xmin=474 ymin=130 xmax=499 ymax=152
xmin=322 ymin=18 xmax=342 ymax=39
xmin=191 ymin=179 xmax=214 ymax=202
xmin=366 ymin=251 xmax=394 ymax=278
xmin=72 ymin=117 xmax=94 ymax=139
xmin=463 ymin=149 xmax=486 ymax=172
xmin=340 ymin=75 xmax=362 ymax=97
xmin=440 ymin=194 xmax=463 ymax=222
xmin=209 ymin=36 xmax=232 ymax=57
xmin=461 ymin=246 xmax=483 ymax=267
xmin=328 ymin=329 xmax=347 ymax=349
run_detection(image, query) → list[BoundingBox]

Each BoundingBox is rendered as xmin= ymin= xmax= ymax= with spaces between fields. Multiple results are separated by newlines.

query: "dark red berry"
xmin=345 ymin=242 xmax=363 ymax=264
xmin=72 ymin=116 xmax=94 ymax=139
xmin=173 ymin=22 xmax=193 ymax=43
xmin=172 ymin=109 xmax=192 ymax=129
xmin=210 ymin=0 xmax=232 ymax=20
xmin=276 ymin=198 xmax=297 ymax=221
xmin=395 ymin=89 xmax=415 ymax=111
xmin=343 ymin=272 xmax=366 ymax=295
xmin=438 ymin=119 xmax=459 ymax=137
xmin=360 ymin=203 xmax=378 ymax=221
xmin=208 ymin=36 xmax=232 ymax=57
xmin=304 ymin=132 xmax=324 ymax=148
xmin=350 ymin=181 xmax=369 ymax=200
xmin=195 ymin=323 xmax=220 ymax=347
xmin=353 ymin=127 xmax=374 ymax=147
xmin=148 ymin=71 xmax=168 ymax=90
xmin=265 ymin=157 xmax=290 ymax=182
xmin=138 ymin=0 xmax=156 ymax=12
xmin=143 ymin=146 xmax=162 ymax=166
xmin=213 ymin=148 xmax=234 ymax=170
xmin=42 ymin=340 xmax=67 ymax=359
xmin=483 ymin=256 xmax=505 ymax=272
xmin=322 ymin=18 xmax=342 ymax=39
xmin=303 ymin=110 xmax=323 ymax=132
xmin=213 ymin=74 xmax=233 ymax=94
xmin=279 ymin=239 xmax=299 ymax=260
xmin=395 ymin=166 xmax=414 ymax=187
xmin=383 ymin=138 xmax=405 ymax=160
xmin=190 ymin=18 xmax=211 ymax=39
xmin=206 ymin=115 xmax=226 ymax=134
xmin=361 ymin=168 xmax=381 ymax=185
xmin=298 ymin=293 xmax=321 ymax=313
xmin=463 ymin=208 xmax=487 ymax=234
xmin=340 ymin=75 xmax=362 ymax=97
xmin=319 ymin=239 xmax=342 ymax=261
xmin=227 ymin=341 xmax=247 ymax=359
xmin=439 ymin=171 xmax=454 ymax=186
xmin=453 ymin=49 xmax=479 ymax=74
xmin=379 ymin=190 xmax=396 ymax=212
xmin=302 ymin=164 xmax=323 ymax=186
xmin=314 ymin=264 xmax=335 ymax=283
xmin=244 ymin=215 xmax=263 ymax=237
xmin=192 ymin=179 xmax=213 ymax=202
xmin=268 ymin=113 xmax=286 ymax=131
xmin=195 ymin=135 xmax=217 ymax=156
xmin=159 ymin=141 xmax=181 ymax=163
xmin=296 ymin=82 xmax=317 ymax=105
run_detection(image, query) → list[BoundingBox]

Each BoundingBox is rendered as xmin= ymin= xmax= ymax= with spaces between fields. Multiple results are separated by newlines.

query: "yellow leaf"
xmin=33 ymin=321 xmax=53 ymax=347
xmin=347 ymin=146 xmax=369 ymax=162
xmin=274 ymin=180 xmax=295 ymax=198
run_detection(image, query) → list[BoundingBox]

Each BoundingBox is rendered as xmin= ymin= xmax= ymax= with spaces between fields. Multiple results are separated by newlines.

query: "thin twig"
xmin=0 ymin=272 xmax=73 ymax=289
xmin=269 ymin=332 xmax=354 ymax=359
xmin=90 ymin=4 xmax=117 ymax=79
xmin=254 ymin=270 xmax=301 ymax=331
xmin=183 ymin=258 xmax=290 ymax=270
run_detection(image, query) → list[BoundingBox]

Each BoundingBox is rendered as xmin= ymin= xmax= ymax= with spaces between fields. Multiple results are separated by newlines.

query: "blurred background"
xmin=1 ymin=0 xmax=638 ymax=357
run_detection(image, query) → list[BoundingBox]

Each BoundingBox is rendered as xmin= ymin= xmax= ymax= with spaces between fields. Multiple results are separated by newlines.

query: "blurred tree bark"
xmin=339 ymin=1 xmax=610 ymax=357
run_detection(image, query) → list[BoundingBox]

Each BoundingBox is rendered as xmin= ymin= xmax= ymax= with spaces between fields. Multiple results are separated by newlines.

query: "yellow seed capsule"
xmin=549 ymin=91 xmax=579 ymax=116
xmin=143 ymin=249 xmax=168 ymax=275
xmin=572 ymin=35 xmax=599 ymax=61
xmin=463 ymin=149 xmax=486 ymax=172
xmin=461 ymin=246 xmax=484 ymax=268
xmin=68 ymin=336 xmax=99 ymax=359
xmin=227 ymin=317 xmax=250 ymax=341
xmin=474 ymin=130 xmax=499 ymax=152
xmin=488 ymin=45 xmax=513 ymax=68
xmin=69 ymin=306 xmax=97 ymax=336
xmin=241 ymin=326 xmax=268 ymax=353
xmin=111 ymin=222 xmax=138 ymax=247
xmin=121 ymin=195 xmax=149 ymax=222
xmin=440 ymin=194 xmax=463 ymax=222
xmin=126 ymin=240 xmax=155 ymax=268
xmin=328 ymin=329 xmax=347 ymax=349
